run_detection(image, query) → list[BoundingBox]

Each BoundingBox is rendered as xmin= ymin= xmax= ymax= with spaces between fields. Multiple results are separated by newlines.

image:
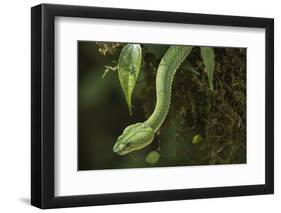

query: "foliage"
xmin=118 ymin=44 xmax=142 ymax=115
xmin=200 ymin=47 xmax=215 ymax=90
xmin=143 ymin=44 xmax=168 ymax=59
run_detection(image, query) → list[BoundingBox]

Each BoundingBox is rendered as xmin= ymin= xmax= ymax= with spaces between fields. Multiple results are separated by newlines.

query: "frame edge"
xmin=265 ymin=18 xmax=274 ymax=194
xmin=31 ymin=4 xmax=43 ymax=208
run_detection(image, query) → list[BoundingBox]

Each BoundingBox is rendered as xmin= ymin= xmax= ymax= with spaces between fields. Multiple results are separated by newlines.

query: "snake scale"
xmin=113 ymin=46 xmax=193 ymax=155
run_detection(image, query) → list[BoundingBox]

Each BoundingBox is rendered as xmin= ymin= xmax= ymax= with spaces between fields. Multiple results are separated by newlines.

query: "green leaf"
xmin=118 ymin=44 xmax=142 ymax=115
xmin=200 ymin=47 xmax=215 ymax=90
xmin=185 ymin=61 xmax=200 ymax=75
xmin=192 ymin=134 xmax=203 ymax=144
xmin=145 ymin=151 xmax=160 ymax=164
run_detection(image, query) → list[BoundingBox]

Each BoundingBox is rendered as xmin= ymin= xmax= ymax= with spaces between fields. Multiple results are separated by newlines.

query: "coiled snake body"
xmin=113 ymin=46 xmax=193 ymax=155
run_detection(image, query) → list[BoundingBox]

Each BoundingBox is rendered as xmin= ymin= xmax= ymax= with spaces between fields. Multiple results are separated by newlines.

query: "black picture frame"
xmin=31 ymin=3 xmax=274 ymax=209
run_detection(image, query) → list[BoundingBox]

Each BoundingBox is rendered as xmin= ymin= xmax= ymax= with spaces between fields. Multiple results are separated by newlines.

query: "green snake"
xmin=113 ymin=46 xmax=193 ymax=155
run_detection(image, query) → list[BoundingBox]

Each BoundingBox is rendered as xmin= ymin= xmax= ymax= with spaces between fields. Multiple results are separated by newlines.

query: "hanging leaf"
xmin=200 ymin=47 xmax=215 ymax=90
xmin=118 ymin=44 xmax=142 ymax=115
xmin=185 ymin=61 xmax=200 ymax=75
xmin=145 ymin=151 xmax=160 ymax=164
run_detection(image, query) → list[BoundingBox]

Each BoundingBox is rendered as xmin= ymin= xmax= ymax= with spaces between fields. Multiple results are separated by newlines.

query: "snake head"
xmin=113 ymin=122 xmax=154 ymax=155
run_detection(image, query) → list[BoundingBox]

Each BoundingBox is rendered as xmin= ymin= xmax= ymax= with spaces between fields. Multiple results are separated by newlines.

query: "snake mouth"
xmin=112 ymin=143 xmax=120 ymax=153
xmin=113 ymin=143 xmax=128 ymax=155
